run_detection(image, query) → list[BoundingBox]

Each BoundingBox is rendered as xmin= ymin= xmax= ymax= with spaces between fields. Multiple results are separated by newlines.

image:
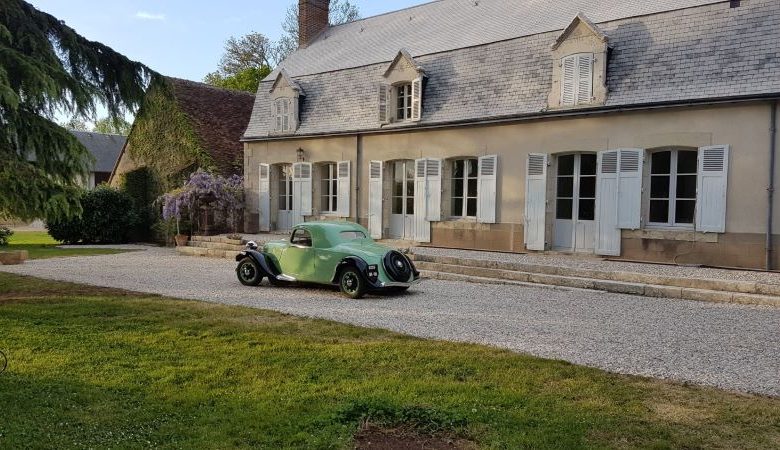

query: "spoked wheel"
xmin=236 ymin=257 xmax=263 ymax=286
xmin=339 ymin=267 xmax=367 ymax=299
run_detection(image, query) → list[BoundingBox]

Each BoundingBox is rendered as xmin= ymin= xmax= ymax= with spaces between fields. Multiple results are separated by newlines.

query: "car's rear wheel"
xmin=339 ymin=267 xmax=367 ymax=299
xmin=237 ymin=257 xmax=263 ymax=286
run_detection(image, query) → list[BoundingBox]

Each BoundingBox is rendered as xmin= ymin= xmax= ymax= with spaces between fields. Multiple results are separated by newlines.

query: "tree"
xmin=93 ymin=116 xmax=132 ymax=135
xmin=204 ymin=1 xmax=359 ymax=91
xmin=62 ymin=117 xmax=90 ymax=131
xmin=204 ymin=66 xmax=271 ymax=93
xmin=0 ymin=0 xmax=151 ymax=221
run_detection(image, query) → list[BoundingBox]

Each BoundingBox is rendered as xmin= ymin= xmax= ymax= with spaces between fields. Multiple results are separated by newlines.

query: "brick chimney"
xmin=299 ymin=0 xmax=330 ymax=48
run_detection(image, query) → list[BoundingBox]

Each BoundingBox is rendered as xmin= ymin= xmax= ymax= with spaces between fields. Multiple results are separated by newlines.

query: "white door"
xmin=276 ymin=164 xmax=293 ymax=231
xmin=389 ymin=160 xmax=415 ymax=239
xmin=553 ymin=153 xmax=597 ymax=253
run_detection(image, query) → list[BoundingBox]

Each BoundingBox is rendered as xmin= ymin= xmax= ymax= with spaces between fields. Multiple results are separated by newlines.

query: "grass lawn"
xmin=0 ymin=273 xmax=778 ymax=449
xmin=4 ymin=231 xmax=129 ymax=259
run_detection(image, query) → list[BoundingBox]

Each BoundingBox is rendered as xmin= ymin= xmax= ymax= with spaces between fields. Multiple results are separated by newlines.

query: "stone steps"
xmin=187 ymin=241 xmax=246 ymax=251
xmin=413 ymin=258 xmax=780 ymax=307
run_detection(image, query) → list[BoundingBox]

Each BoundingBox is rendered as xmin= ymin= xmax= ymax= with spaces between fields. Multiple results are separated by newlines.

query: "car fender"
xmin=236 ymin=250 xmax=281 ymax=279
xmin=331 ymin=256 xmax=370 ymax=284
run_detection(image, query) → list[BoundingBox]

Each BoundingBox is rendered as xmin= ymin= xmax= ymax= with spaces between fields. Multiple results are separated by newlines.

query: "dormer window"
xmin=274 ymin=98 xmax=293 ymax=132
xmin=548 ymin=14 xmax=609 ymax=109
xmin=396 ymin=83 xmax=413 ymax=120
xmin=379 ymin=49 xmax=426 ymax=124
xmin=561 ymin=53 xmax=594 ymax=106
xmin=269 ymin=68 xmax=304 ymax=135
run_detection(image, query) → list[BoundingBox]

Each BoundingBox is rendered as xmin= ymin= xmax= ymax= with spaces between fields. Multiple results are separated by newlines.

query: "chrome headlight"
xmin=366 ymin=264 xmax=379 ymax=283
xmin=246 ymin=240 xmax=258 ymax=250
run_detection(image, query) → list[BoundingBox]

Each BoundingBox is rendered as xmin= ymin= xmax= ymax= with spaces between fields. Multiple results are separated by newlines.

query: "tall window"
xmin=274 ymin=98 xmax=292 ymax=132
xmin=649 ymin=149 xmax=697 ymax=226
xmin=451 ymin=158 xmax=478 ymax=217
xmin=396 ymin=84 xmax=412 ymax=120
xmin=278 ymin=165 xmax=293 ymax=211
xmin=320 ymin=163 xmax=338 ymax=213
xmin=392 ymin=160 xmax=414 ymax=215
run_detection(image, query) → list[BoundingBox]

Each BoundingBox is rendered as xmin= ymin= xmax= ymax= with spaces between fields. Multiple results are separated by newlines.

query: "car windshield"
xmin=339 ymin=230 xmax=366 ymax=241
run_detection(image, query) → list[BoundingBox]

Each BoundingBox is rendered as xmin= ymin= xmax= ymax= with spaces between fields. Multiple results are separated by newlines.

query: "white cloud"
xmin=135 ymin=11 xmax=166 ymax=21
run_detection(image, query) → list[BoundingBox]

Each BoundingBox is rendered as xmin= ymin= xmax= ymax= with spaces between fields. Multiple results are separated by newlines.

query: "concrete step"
xmin=190 ymin=235 xmax=246 ymax=246
xmin=416 ymin=262 xmax=780 ymax=307
xmin=410 ymin=253 xmax=780 ymax=298
xmin=176 ymin=246 xmax=241 ymax=260
xmin=187 ymin=241 xmax=246 ymax=251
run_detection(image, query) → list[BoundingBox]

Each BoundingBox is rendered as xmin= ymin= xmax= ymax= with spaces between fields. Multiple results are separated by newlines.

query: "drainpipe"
xmin=355 ymin=134 xmax=363 ymax=225
xmin=767 ymin=100 xmax=778 ymax=270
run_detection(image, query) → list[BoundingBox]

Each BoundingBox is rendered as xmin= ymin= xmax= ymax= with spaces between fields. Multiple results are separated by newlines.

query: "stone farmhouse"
xmin=242 ymin=0 xmax=780 ymax=270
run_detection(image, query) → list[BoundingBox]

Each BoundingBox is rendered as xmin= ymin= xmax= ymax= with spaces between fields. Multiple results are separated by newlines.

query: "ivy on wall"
xmin=127 ymin=77 xmax=216 ymax=190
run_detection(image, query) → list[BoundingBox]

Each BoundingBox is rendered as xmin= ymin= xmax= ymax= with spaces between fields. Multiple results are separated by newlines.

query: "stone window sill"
xmin=623 ymin=228 xmax=718 ymax=243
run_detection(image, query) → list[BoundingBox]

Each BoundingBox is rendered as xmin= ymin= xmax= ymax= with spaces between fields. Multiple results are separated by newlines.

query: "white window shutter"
xmin=425 ymin=158 xmax=442 ymax=221
xmin=378 ymin=83 xmax=390 ymax=124
xmin=368 ymin=161 xmax=383 ymax=239
xmin=524 ymin=153 xmax=547 ymax=251
xmin=477 ymin=155 xmax=498 ymax=224
xmin=258 ymin=163 xmax=271 ymax=232
xmin=414 ymin=158 xmax=431 ymax=242
xmin=337 ymin=161 xmax=351 ymax=218
xmin=292 ymin=163 xmax=303 ymax=225
xmin=576 ymin=53 xmax=593 ymax=105
xmin=411 ymin=77 xmax=423 ymax=122
xmin=696 ymin=145 xmax=729 ymax=233
xmin=595 ymin=150 xmax=620 ymax=256
xmin=561 ymin=56 xmax=576 ymax=106
xmin=617 ymin=149 xmax=644 ymax=230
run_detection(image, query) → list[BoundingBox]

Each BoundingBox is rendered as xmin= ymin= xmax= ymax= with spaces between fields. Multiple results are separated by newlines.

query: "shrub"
xmin=0 ymin=227 xmax=12 ymax=246
xmin=47 ymin=187 xmax=139 ymax=244
xmin=120 ymin=167 xmax=161 ymax=242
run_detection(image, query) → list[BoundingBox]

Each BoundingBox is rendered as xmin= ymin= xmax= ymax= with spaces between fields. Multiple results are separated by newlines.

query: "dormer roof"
xmin=551 ymin=13 xmax=608 ymax=50
xmin=383 ymin=48 xmax=425 ymax=78
xmin=269 ymin=68 xmax=304 ymax=95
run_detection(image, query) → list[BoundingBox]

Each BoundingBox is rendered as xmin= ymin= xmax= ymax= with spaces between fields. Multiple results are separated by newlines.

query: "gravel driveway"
xmin=2 ymin=247 xmax=778 ymax=397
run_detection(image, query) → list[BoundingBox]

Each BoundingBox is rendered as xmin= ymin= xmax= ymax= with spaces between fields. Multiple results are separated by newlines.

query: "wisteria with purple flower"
xmin=158 ymin=170 xmax=244 ymax=236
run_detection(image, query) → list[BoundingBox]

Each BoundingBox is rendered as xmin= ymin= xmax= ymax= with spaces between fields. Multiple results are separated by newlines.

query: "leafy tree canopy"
xmin=93 ymin=116 xmax=132 ymax=135
xmin=0 ymin=0 xmax=152 ymax=221
xmin=204 ymin=0 xmax=359 ymax=91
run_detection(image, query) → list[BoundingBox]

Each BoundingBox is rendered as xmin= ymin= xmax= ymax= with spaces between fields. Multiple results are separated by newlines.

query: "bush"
xmin=0 ymin=227 xmax=12 ymax=246
xmin=120 ymin=167 xmax=161 ymax=242
xmin=47 ymin=187 xmax=139 ymax=244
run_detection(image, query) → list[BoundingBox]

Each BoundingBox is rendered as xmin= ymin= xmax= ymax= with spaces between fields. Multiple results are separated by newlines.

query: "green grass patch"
xmin=5 ymin=231 xmax=129 ymax=259
xmin=0 ymin=272 xmax=778 ymax=449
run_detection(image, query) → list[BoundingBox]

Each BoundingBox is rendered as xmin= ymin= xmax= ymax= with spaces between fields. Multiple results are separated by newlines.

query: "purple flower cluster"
xmin=159 ymin=170 xmax=244 ymax=225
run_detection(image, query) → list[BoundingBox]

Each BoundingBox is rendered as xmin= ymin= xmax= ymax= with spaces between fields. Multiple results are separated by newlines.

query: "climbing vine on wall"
xmin=127 ymin=77 xmax=215 ymax=190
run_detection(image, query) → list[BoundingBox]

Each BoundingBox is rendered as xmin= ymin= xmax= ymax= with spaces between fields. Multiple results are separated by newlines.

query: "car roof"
xmin=293 ymin=221 xmax=369 ymax=247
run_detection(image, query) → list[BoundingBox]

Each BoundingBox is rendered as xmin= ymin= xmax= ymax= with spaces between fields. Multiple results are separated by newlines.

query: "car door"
xmin=280 ymin=228 xmax=315 ymax=279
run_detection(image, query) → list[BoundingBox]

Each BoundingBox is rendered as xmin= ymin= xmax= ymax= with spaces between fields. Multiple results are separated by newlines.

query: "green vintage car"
xmin=235 ymin=221 xmax=420 ymax=298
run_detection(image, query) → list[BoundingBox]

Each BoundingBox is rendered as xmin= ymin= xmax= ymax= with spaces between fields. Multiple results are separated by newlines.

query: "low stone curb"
xmin=415 ymin=260 xmax=780 ymax=307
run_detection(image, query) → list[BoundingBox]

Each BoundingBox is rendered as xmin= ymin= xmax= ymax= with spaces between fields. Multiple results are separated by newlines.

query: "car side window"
xmin=290 ymin=229 xmax=312 ymax=247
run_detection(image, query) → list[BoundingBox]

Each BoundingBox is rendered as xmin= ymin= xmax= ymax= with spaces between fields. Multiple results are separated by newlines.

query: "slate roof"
xmin=167 ymin=78 xmax=255 ymax=175
xmin=69 ymin=131 xmax=126 ymax=173
xmin=244 ymin=0 xmax=780 ymax=140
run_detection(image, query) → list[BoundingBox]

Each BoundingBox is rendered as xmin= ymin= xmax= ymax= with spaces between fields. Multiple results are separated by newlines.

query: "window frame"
xmin=450 ymin=158 xmax=478 ymax=219
xmin=278 ymin=164 xmax=293 ymax=212
xmin=319 ymin=163 xmax=338 ymax=214
xmin=646 ymin=148 xmax=698 ymax=229
xmin=395 ymin=83 xmax=412 ymax=121
xmin=290 ymin=228 xmax=313 ymax=247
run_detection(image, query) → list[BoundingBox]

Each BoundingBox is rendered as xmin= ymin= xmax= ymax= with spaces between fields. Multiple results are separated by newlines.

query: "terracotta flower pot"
xmin=174 ymin=234 xmax=189 ymax=247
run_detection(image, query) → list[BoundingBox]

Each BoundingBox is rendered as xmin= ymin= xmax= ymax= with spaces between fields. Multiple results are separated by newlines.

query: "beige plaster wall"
xmin=245 ymin=102 xmax=775 ymax=237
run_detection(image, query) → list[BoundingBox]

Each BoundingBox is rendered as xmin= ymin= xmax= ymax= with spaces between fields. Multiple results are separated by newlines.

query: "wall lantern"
xmin=296 ymin=147 xmax=305 ymax=162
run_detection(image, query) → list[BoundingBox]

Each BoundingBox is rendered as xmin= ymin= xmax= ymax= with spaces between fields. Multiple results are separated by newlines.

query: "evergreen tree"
xmin=0 ymin=0 xmax=152 ymax=221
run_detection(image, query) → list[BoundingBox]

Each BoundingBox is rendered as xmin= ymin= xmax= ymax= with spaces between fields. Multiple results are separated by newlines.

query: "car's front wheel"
xmin=339 ymin=267 xmax=367 ymax=299
xmin=236 ymin=257 xmax=263 ymax=286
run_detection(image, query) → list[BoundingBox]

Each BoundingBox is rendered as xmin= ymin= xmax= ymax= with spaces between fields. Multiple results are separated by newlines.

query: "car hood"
xmin=332 ymin=240 xmax=392 ymax=261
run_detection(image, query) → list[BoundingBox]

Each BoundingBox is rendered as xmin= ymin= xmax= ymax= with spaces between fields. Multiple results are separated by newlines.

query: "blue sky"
xmin=29 ymin=0 xmax=424 ymax=81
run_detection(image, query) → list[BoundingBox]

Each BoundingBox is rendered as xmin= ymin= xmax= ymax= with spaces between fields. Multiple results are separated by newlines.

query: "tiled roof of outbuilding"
xmin=167 ymin=78 xmax=255 ymax=174
xmin=69 ymin=131 xmax=126 ymax=173
xmin=245 ymin=0 xmax=780 ymax=140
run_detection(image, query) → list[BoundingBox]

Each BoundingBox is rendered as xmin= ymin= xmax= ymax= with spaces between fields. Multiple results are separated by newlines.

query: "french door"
xmin=553 ymin=153 xmax=597 ymax=253
xmin=389 ymin=160 xmax=415 ymax=239
xmin=277 ymin=164 xmax=294 ymax=231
